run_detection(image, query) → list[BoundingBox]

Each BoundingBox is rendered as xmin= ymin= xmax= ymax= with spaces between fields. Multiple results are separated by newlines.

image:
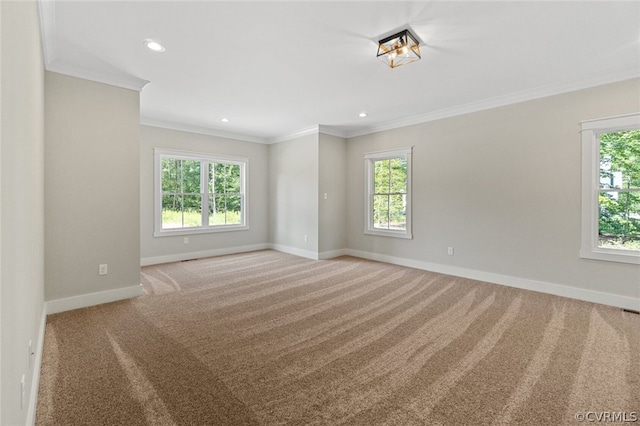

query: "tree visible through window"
xmin=598 ymin=129 xmax=640 ymax=251
xmin=155 ymin=149 xmax=248 ymax=236
xmin=373 ymin=157 xmax=408 ymax=230
xmin=209 ymin=163 xmax=242 ymax=226
xmin=161 ymin=158 xmax=202 ymax=228
xmin=580 ymin=113 xmax=639 ymax=264
xmin=365 ymin=147 xmax=412 ymax=239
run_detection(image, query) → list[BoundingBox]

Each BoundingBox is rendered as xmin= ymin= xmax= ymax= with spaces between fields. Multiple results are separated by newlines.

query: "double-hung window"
xmin=580 ymin=113 xmax=640 ymax=264
xmin=364 ymin=147 xmax=413 ymax=239
xmin=154 ymin=148 xmax=248 ymax=236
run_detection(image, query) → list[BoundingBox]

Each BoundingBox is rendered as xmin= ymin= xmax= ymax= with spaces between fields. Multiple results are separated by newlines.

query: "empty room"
xmin=1 ymin=1 xmax=639 ymax=425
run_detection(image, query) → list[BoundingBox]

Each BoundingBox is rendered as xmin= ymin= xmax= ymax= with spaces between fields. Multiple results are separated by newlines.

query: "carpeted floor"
xmin=36 ymin=250 xmax=639 ymax=425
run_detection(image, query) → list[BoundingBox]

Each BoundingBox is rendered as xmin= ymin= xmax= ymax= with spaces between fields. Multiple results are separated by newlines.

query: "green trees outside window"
xmin=373 ymin=157 xmax=408 ymax=230
xmin=160 ymin=155 xmax=245 ymax=230
xmin=208 ymin=163 xmax=242 ymax=226
xmin=162 ymin=159 xmax=201 ymax=228
xmin=598 ymin=129 xmax=640 ymax=251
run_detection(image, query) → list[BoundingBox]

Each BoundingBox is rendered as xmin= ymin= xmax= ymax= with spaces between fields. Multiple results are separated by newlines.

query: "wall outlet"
xmin=324 ymin=193 xmax=328 ymax=200
xmin=99 ymin=264 xmax=108 ymax=275
xmin=183 ymin=237 xmax=189 ymax=244
xmin=304 ymin=235 xmax=308 ymax=242
xmin=447 ymin=247 xmax=454 ymax=255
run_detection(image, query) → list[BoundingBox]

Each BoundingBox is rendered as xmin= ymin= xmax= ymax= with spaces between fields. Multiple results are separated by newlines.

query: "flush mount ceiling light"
xmin=377 ymin=29 xmax=421 ymax=69
xmin=144 ymin=39 xmax=166 ymax=53
xmin=221 ymin=118 xmax=230 ymax=123
xmin=358 ymin=112 xmax=368 ymax=118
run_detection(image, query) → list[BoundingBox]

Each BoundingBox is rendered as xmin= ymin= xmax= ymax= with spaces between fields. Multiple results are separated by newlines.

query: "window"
xmin=154 ymin=148 xmax=248 ymax=236
xmin=364 ymin=147 xmax=412 ymax=239
xmin=580 ymin=113 xmax=640 ymax=264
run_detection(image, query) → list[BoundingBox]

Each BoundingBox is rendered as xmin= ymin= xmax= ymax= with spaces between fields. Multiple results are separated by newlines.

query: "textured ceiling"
xmin=40 ymin=1 xmax=640 ymax=142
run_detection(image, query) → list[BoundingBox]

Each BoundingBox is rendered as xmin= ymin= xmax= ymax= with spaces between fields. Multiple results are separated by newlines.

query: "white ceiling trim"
xmin=140 ymin=117 xmax=268 ymax=144
xmin=47 ymin=62 xmax=150 ymax=92
xmin=38 ymin=0 xmax=149 ymax=92
xmin=37 ymin=0 xmax=57 ymax=66
xmin=142 ymin=67 xmax=638 ymax=145
xmin=266 ymin=125 xmax=320 ymax=144
xmin=265 ymin=125 xmax=346 ymax=144
xmin=318 ymin=125 xmax=348 ymax=140
xmin=38 ymin=0 xmax=639 ymax=143
xmin=346 ymin=69 xmax=640 ymax=139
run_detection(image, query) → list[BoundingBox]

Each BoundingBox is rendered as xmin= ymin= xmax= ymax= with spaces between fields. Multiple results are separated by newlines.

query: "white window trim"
xmin=579 ymin=113 xmax=640 ymax=264
xmin=364 ymin=147 xmax=413 ymax=239
xmin=154 ymin=148 xmax=249 ymax=237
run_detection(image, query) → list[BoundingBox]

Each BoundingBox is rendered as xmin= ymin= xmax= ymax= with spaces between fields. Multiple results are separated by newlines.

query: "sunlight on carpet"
xmin=36 ymin=250 xmax=640 ymax=425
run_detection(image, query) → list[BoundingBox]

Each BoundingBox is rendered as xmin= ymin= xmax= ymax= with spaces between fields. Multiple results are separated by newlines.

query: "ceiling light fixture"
xmin=358 ymin=112 xmax=368 ymax=118
xmin=377 ymin=29 xmax=421 ymax=69
xmin=221 ymin=118 xmax=230 ymax=123
xmin=144 ymin=39 xmax=166 ymax=53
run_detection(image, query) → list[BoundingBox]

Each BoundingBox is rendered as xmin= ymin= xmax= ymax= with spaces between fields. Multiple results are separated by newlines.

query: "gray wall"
xmin=45 ymin=72 xmax=141 ymax=301
xmin=269 ymin=134 xmax=319 ymax=255
xmin=346 ymin=78 xmax=640 ymax=300
xmin=0 ymin=1 xmax=46 ymax=424
xmin=318 ymin=133 xmax=347 ymax=256
xmin=140 ymin=125 xmax=269 ymax=262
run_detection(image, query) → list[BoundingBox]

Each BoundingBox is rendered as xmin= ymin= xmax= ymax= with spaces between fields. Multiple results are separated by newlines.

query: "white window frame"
xmin=364 ymin=147 xmax=413 ymax=239
xmin=580 ymin=113 xmax=640 ymax=264
xmin=154 ymin=148 xmax=249 ymax=237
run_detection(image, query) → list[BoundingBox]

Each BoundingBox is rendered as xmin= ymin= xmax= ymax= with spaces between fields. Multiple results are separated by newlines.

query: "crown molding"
xmin=38 ymin=0 xmax=57 ymax=66
xmin=318 ymin=125 xmax=348 ymax=139
xmin=267 ymin=125 xmax=320 ymax=144
xmin=267 ymin=124 xmax=347 ymax=144
xmin=140 ymin=121 xmax=348 ymax=146
xmin=47 ymin=62 xmax=149 ymax=92
xmin=346 ymin=70 xmax=640 ymax=139
xmin=140 ymin=117 xmax=268 ymax=144
xmin=38 ymin=0 xmax=149 ymax=92
xmin=37 ymin=0 xmax=637 ymax=143
xmin=143 ymin=70 xmax=639 ymax=143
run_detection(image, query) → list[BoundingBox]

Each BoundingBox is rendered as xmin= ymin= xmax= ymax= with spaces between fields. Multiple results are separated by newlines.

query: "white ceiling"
xmin=40 ymin=1 xmax=640 ymax=143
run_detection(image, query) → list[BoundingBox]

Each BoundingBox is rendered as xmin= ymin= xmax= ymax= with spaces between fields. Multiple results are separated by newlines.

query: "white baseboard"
xmin=46 ymin=284 xmax=144 ymax=315
xmin=146 ymin=243 xmax=638 ymax=310
xmin=26 ymin=303 xmax=47 ymax=426
xmin=319 ymin=249 xmax=349 ymax=260
xmin=345 ymin=249 xmax=640 ymax=311
xmin=140 ymin=243 xmax=270 ymax=266
xmin=269 ymin=243 xmax=320 ymax=260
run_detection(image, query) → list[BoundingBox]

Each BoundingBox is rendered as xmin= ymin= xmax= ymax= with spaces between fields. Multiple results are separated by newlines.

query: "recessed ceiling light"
xmin=221 ymin=118 xmax=230 ymax=123
xmin=144 ymin=39 xmax=165 ymax=53
xmin=359 ymin=112 xmax=368 ymax=118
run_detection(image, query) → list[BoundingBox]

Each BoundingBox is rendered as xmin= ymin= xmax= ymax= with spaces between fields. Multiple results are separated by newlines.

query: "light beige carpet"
xmin=36 ymin=250 xmax=639 ymax=425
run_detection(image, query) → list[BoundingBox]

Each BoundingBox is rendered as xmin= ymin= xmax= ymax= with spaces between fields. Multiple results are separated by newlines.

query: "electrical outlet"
xmin=183 ymin=237 xmax=189 ymax=244
xmin=447 ymin=247 xmax=454 ymax=255
xmin=99 ymin=264 xmax=108 ymax=275
xmin=304 ymin=235 xmax=308 ymax=242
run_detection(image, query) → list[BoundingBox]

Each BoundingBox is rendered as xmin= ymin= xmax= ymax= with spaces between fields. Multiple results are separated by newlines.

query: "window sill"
xmin=580 ymin=248 xmax=640 ymax=265
xmin=154 ymin=225 xmax=249 ymax=238
xmin=364 ymin=228 xmax=413 ymax=239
